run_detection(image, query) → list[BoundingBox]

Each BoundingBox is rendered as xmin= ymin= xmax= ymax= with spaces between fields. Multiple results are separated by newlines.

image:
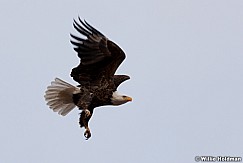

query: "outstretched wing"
xmin=70 ymin=17 xmax=126 ymax=84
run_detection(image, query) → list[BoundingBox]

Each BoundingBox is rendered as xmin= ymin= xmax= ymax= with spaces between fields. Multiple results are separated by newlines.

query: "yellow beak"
xmin=125 ymin=96 xmax=133 ymax=102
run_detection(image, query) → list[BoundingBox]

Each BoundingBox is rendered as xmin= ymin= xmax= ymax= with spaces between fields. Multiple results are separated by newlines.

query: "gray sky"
xmin=0 ymin=0 xmax=243 ymax=162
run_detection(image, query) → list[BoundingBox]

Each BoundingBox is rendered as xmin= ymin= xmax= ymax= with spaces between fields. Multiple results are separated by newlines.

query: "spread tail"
xmin=44 ymin=78 xmax=80 ymax=116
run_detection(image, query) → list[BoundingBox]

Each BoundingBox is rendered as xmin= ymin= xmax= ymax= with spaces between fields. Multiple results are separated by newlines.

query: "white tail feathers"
xmin=44 ymin=78 xmax=80 ymax=116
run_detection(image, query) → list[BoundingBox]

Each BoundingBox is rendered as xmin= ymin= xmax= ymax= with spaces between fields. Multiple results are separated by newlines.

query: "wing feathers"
xmin=70 ymin=18 xmax=126 ymax=84
xmin=73 ymin=19 xmax=92 ymax=36
xmin=82 ymin=18 xmax=105 ymax=36
xmin=70 ymin=34 xmax=85 ymax=42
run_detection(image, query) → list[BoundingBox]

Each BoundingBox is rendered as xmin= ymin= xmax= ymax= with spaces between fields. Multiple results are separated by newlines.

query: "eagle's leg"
xmin=79 ymin=109 xmax=92 ymax=140
xmin=83 ymin=109 xmax=91 ymax=139
xmin=83 ymin=121 xmax=91 ymax=139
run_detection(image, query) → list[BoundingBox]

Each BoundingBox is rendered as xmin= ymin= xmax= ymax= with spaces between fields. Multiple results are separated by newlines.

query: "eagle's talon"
xmin=84 ymin=128 xmax=91 ymax=140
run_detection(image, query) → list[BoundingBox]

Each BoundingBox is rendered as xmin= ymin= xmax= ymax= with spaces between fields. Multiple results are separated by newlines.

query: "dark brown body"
xmin=72 ymin=75 xmax=129 ymax=129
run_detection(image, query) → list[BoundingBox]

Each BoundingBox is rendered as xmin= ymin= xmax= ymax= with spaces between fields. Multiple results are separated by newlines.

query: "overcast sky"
xmin=0 ymin=0 xmax=243 ymax=162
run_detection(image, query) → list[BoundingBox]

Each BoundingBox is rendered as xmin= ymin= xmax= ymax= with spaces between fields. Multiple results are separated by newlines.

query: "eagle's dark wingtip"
xmin=73 ymin=19 xmax=78 ymax=29
xmin=78 ymin=17 xmax=89 ymax=29
xmin=78 ymin=16 xmax=83 ymax=23
xmin=83 ymin=19 xmax=88 ymax=25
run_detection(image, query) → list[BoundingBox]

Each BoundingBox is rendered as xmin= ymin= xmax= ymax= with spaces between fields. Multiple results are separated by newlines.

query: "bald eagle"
xmin=44 ymin=17 xmax=132 ymax=140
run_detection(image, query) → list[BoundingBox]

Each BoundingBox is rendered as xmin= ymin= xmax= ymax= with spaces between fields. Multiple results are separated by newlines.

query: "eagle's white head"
xmin=111 ymin=91 xmax=132 ymax=105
